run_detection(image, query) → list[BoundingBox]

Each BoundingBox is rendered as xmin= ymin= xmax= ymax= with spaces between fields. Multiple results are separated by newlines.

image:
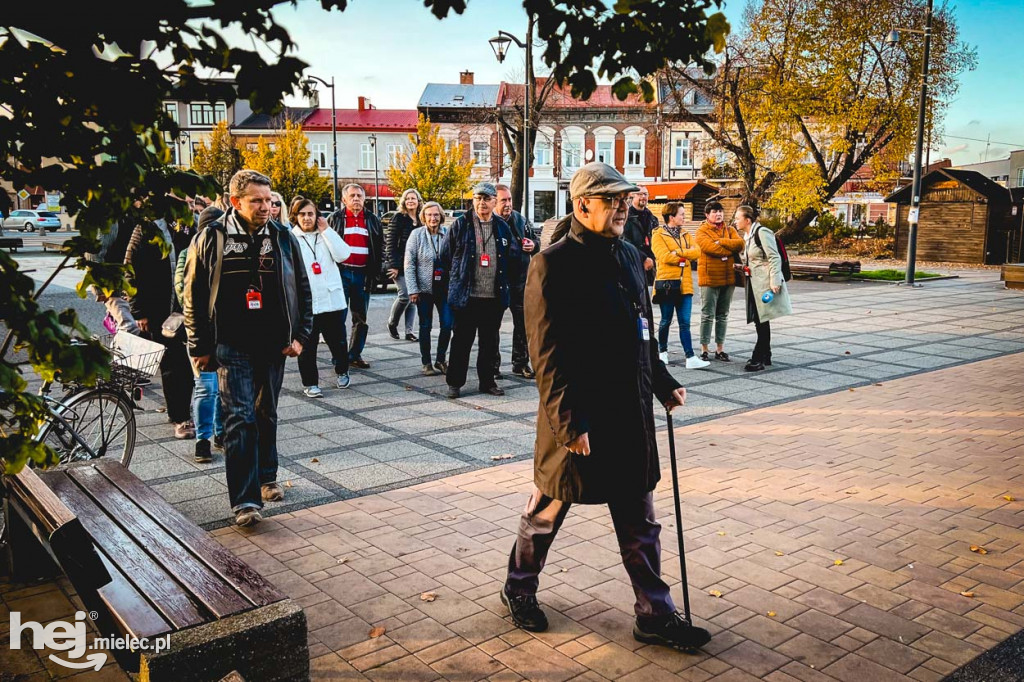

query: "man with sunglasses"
xmin=501 ymin=162 xmax=710 ymax=652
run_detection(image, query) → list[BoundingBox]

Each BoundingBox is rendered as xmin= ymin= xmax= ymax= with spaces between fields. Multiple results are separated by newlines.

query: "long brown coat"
xmin=526 ymin=218 xmax=682 ymax=504
xmin=696 ymin=221 xmax=744 ymax=288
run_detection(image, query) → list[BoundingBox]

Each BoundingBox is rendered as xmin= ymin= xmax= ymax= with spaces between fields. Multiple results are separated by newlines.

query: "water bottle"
xmin=762 ymin=291 xmax=774 ymax=304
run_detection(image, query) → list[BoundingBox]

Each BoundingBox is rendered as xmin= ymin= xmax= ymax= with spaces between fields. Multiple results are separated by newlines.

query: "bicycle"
xmin=36 ymin=332 xmax=164 ymax=468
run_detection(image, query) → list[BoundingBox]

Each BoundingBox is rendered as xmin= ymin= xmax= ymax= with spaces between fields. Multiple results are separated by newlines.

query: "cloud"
xmin=967 ymin=120 xmax=981 ymax=126
xmin=944 ymin=143 xmax=969 ymax=154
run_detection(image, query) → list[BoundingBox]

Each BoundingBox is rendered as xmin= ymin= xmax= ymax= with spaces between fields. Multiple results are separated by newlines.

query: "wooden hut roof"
xmin=886 ymin=169 xmax=1011 ymax=204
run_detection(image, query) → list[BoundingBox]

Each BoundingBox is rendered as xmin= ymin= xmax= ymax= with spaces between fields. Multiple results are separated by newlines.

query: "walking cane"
xmin=665 ymin=407 xmax=692 ymax=624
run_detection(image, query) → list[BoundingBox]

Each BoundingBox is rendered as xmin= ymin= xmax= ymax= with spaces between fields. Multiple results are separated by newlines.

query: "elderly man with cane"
xmin=500 ymin=162 xmax=711 ymax=651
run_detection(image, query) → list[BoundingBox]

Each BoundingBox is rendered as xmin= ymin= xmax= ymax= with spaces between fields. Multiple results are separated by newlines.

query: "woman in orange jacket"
xmin=652 ymin=203 xmax=710 ymax=369
xmin=695 ymin=200 xmax=745 ymax=361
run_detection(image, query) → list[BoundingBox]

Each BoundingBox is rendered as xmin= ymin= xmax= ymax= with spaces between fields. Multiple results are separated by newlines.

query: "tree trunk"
xmin=780 ymin=207 xmax=819 ymax=241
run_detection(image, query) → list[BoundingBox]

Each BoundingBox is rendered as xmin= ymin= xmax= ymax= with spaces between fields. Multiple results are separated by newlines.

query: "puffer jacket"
xmin=404 ymin=225 xmax=447 ymax=297
xmin=183 ymin=208 xmax=313 ymax=359
xmin=652 ymin=227 xmax=701 ymax=296
xmin=696 ymin=221 xmax=744 ymax=288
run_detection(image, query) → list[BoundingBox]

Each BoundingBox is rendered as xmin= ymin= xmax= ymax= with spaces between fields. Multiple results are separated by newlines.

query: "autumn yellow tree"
xmin=662 ymin=0 xmax=975 ymax=238
xmin=242 ymin=120 xmax=330 ymax=205
xmin=191 ymin=120 xmax=240 ymax=192
xmin=387 ymin=115 xmax=473 ymax=208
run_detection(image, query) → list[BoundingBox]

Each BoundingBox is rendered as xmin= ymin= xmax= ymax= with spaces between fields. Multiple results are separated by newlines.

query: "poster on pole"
xmin=908 ymin=207 xmax=920 ymax=224
xmin=46 ymin=193 xmax=62 ymax=211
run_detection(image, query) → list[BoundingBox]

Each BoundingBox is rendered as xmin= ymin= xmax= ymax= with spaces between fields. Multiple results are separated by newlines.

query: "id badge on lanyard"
xmin=479 ymin=253 xmax=491 ymax=267
xmin=638 ymin=316 xmax=650 ymax=341
xmin=246 ymin=288 xmax=262 ymax=310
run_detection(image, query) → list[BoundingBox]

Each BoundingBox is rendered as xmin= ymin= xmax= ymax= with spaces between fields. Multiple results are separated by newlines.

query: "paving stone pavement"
xmin=8 ymin=348 xmax=1021 ymax=680
xmin=117 ymin=269 xmax=1024 ymax=529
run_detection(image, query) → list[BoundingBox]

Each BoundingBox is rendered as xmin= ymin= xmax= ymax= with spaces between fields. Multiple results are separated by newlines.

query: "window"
xmin=310 ymin=143 xmax=327 ymax=169
xmin=596 ymin=140 xmax=613 ymax=165
xmin=246 ymin=142 xmax=259 ymax=152
xmin=188 ymin=102 xmax=227 ymax=126
xmin=163 ymin=102 xmax=178 ymax=124
xmin=360 ymin=143 xmax=375 ymax=170
xmin=1017 ymin=168 xmax=1024 ymax=186
xmin=626 ymin=140 xmax=643 ymax=167
xmin=682 ymin=89 xmax=696 ymax=106
xmin=673 ymin=138 xmax=692 ymax=168
xmin=163 ymin=103 xmax=180 ymax=165
xmin=561 ymin=140 xmax=582 ymax=170
xmin=472 ymin=141 xmax=490 ymax=166
xmin=535 ymin=138 xmax=552 ymax=166
xmin=386 ymin=144 xmax=402 ymax=168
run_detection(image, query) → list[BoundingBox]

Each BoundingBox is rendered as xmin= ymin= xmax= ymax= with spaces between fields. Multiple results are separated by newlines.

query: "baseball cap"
xmin=569 ymin=162 xmax=640 ymax=200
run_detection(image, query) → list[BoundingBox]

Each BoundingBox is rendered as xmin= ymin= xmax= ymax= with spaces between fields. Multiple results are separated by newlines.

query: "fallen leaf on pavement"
xmin=338 ymin=557 xmax=349 ymax=564
xmin=560 ymin=567 xmax=568 ymax=573
xmin=285 ymin=480 xmax=293 ymax=488
xmin=1003 ymin=495 xmax=1016 ymax=502
xmin=369 ymin=626 xmax=386 ymax=638
xmin=848 ymin=388 xmax=855 ymax=392
xmin=708 ymin=590 xmax=723 ymax=598
xmin=844 ymin=351 xmax=851 ymax=355
xmin=970 ymin=545 xmax=989 ymax=555
xmin=717 ymin=531 xmax=727 ymax=536
xmin=311 ymin=458 xmax=319 ymax=463
xmin=490 ymin=454 xmax=514 ymax=461
xmin=959 ymin=591 xmax=975 ymax=598
xmin=845 ymin=490 xmax=858 ymax=495
xmin=774 ymin=551 xmax=784 ymax=556
xmin=404 ymin=386 xmax=413 ymax=391
xmin=833 ymin=559 xmax=844 ymax=566
xmin=420 ymin=592 xmax=437 ymax=602
xmin=474 ymin=406 xmax=482 ymax=410
xmin=767 ymin=611 xmax=777 ymax=617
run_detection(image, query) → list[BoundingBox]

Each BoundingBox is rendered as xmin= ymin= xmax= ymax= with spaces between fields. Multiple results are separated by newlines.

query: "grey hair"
xmin=342 ymin=183 xmax=365 ymax=197
xmin=419 ymin=201 xmax=443 ymax=224
xmin=735 ymin=204 xmax=758 ymax=222
xmin=229 ymin=169 xmax=271 ymax=198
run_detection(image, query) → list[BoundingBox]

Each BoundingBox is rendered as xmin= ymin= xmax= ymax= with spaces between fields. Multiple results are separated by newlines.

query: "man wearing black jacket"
xmin=500 ymin=162 xmax=710 ymax=653
xmin=183 ymin=170 xmax=313 ymax=527
xmin=624 ymin=186 xmax=657 ymax=285
xmin=328 ymin=183 xmax=384 ymax=369
xmin=494 ymin=184 xmax=537 ymax=379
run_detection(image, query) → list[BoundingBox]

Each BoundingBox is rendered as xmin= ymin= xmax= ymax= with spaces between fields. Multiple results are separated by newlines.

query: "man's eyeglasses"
xmin=586 ymin=193 xmax=630 ymax=206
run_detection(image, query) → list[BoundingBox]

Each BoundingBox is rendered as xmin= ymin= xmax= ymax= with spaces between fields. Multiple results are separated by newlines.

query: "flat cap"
xmin=569 ymin=162 xmax=640 ymax=199
xmin=471 ymin=182 xmax=497 ymax=197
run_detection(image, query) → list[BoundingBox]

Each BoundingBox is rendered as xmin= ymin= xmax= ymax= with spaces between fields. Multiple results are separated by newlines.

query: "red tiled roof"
xmin=498 ymin=79 xmax=653 ymax=109
xmin=304 ymin=109 xmax=418 ymax=131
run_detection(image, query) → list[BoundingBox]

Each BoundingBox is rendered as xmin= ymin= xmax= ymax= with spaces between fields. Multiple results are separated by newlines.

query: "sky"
xmin=266 ymin=0 xmax=1023 ymax=166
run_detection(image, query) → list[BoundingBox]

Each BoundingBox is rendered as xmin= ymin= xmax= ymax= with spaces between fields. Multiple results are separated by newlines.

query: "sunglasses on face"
xmin=588 ymin=193 xmax=631 ymax=206
xmin=271 ymin=201 xmax=282 ymax=207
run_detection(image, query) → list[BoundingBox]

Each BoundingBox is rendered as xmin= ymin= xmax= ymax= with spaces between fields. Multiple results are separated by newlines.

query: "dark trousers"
xmin=340 ymin=267 xmax=370 ymax=360
xmin=506 ymin=491 xmax=676 ymax=623
xmin=447 ymin=297 xmax=504 ymax=390
xmin=216 ymin=344 xmax=284 ymax=512
xmin=494 ymin=293 xmax=529 ymax=372
xmin=752 ymin=317 xmax=772 ymax=363
xmin=415 ymin=294 xmax=453 ymax=366
xmin=297 ymin=309 xmax=349 ymax=387
xmin=142 ymin=325 xmax=193 ymax=424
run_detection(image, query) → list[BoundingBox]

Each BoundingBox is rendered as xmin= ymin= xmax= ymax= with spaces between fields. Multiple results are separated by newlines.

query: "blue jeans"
xmin=415 ymin=293 xmax=453 ymax=366
xmin=658 ymin=294 xmax=695 ymax=357
xmin=216 ymin=344 xmax=284 ymax=512
xmin=191 ymin=371 xmax=223 ymax=441
xmin=340 ymin=267 xmax=370 ymax=360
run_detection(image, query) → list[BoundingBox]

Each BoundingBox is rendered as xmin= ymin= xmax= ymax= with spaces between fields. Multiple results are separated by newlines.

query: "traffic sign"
xmin=17 ymin=189 xmax=29 ymax=200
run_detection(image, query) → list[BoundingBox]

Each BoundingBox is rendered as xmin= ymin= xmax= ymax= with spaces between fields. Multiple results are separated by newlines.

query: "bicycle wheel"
xmin=37 ymin=389 xmax=137 ymax=468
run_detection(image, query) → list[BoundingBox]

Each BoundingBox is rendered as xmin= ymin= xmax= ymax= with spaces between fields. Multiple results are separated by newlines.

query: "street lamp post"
xmin=887 ymin=0 xmax=933 ymax=286
xmin=489 ymin=29 xmax=531 ymax=219
xmin=368 ymin=134 xmax=380 ymax=215
xmin=303 ymin=75 xmax=339 ymax=209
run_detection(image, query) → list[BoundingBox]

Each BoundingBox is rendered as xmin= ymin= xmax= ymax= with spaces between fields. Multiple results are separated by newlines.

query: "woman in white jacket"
xmin=289 ymin=197 xmax=353 ymax=397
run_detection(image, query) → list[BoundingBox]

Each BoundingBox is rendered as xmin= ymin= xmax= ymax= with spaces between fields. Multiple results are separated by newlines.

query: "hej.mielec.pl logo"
xmin=9 ymin=610 xmax=170 ymax=670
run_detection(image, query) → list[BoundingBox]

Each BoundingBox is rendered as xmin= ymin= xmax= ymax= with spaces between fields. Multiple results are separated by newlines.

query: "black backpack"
xmin=753 ymin=225 xmax=792 ymax=282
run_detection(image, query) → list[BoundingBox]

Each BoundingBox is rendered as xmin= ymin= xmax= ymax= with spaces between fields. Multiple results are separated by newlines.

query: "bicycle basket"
xmin=105 ymin=332 xmax=166 ymax=384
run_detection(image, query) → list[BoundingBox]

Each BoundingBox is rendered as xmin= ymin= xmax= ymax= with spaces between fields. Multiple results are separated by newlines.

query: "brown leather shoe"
xmin=261 ymin=482 xmax=284 ymax=502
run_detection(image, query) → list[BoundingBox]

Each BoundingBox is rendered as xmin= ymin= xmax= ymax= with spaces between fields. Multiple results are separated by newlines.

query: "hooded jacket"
xmin=182 ymin=208 xmax=312 ymax=359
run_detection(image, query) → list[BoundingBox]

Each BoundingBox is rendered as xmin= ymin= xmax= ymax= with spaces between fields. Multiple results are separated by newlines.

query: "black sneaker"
xmin=387 ymin=324 xmax=400 ymax=340
xmin=213 ymin=434 xmax=224 ymax=450
xmin=744 ymin=361 xmax=765 ymax=372
xmin=350 ymin=358 xmax=371 ymax=369
xmin=480 ymin=385 xmax=505 ymax=396
xmin=633 ymin=612 xmax=711 ymax=651
xmin=194 ymin=439 xmax=213 ymax=464
xmin=446 ymin=386 xmax=460 ymax=399
xmin=714 ymin=351 xmax=731 ymax=362
xmin=700 ymin=351 xmax=710 ymax=362
xmin=405 ymin=333 xmax=418 ymax=342
xmin=501 ymin=587 xmax=548 ymax=632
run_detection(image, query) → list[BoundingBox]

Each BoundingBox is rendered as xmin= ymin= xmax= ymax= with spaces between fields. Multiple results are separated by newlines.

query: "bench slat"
xmin=95 ymin=460 xmax=285 ymax=607
xmin=42 ymin=470 xmax=208 ymax=630
xmin=68 ymin=465 xmax=253 ymax=618
xmin=93 ymin=549 xmax=173 ymax=640
xmin=10 ymin=467 xmax=77 ymax=534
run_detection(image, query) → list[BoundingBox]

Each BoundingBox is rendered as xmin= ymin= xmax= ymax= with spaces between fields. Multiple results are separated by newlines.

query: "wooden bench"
xmin=789 ymin=259 xmax=861 ymax=279
xmin=42 ymin=240 xmax=65 ymax=252
xmin=0 ymin=236 xmax=24 ymax=252
xmin=3 ymin=460 xmax=308 ymax=681
xmin=1002 ymin=263 xmax=1024 ymax=290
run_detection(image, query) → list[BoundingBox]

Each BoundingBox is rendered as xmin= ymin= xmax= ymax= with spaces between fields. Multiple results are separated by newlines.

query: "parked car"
xmin=2 ymin=209 xmax=62 ymax=232
xmin=444 ymin=209 xmax=466 ymax=226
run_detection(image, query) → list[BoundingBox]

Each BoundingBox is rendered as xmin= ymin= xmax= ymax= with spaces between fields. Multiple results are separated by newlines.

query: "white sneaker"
xmin=337 ymin=373 xmax=351 ymax=389
xmin=303 ymin=385 xmax=323 ymax=398
xmin=658 ymin=351 xmax=669 ymax=364
xmin=685 ymin=356 xmax=711 ymax=370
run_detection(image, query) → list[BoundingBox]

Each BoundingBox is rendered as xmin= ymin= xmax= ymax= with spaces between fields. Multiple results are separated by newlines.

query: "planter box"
xmin=1002 ymin=263 xmax=1024 ymax=290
